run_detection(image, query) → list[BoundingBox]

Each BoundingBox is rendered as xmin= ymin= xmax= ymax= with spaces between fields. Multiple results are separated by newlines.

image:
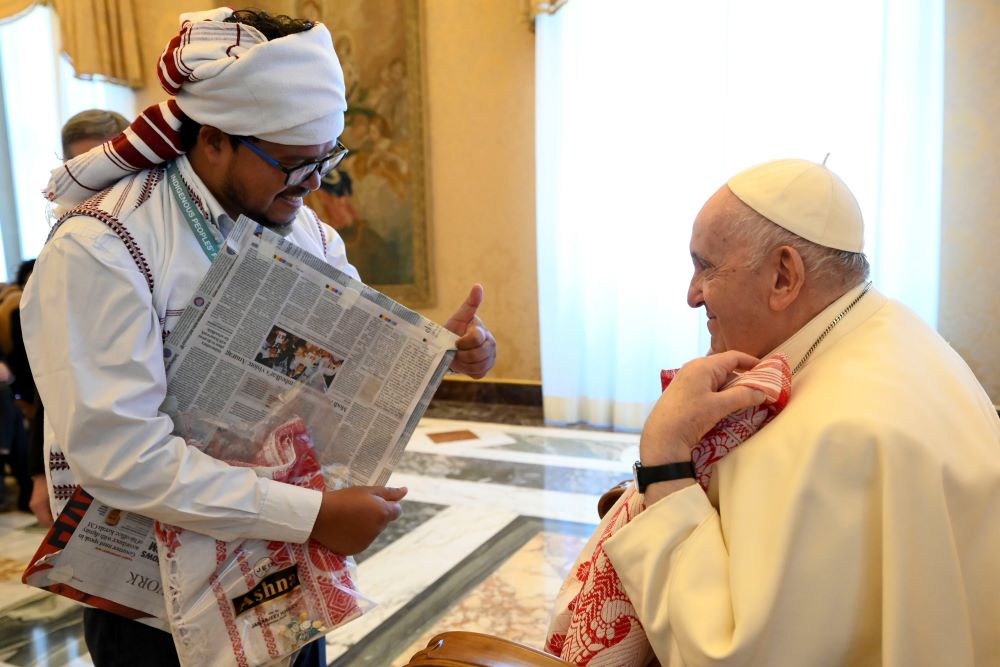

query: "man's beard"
xmin=266 ymin=220 xmax=296 ymax=237
xmin=221 ymin=181 xmax=300 ymax=236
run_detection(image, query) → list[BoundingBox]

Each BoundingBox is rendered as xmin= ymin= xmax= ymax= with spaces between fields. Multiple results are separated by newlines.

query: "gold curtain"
xmin=51 ymin=0 xmax=143 ymax=88
xmin=526 ymin=0 xmax=570 ymax=20
xmin=0 ymin=0 xmax=39 ymax=22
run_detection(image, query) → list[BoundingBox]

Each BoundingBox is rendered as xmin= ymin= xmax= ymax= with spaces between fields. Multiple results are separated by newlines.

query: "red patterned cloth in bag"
xmin=544 ymin=355 xmax=791 ymax=666
xmin=156 ymin=418 xmax=368 ymax=667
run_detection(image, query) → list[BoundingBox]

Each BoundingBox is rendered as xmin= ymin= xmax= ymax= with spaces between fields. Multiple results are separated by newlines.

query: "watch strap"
xmin=634 ymin=460 xmax=695 ymax=493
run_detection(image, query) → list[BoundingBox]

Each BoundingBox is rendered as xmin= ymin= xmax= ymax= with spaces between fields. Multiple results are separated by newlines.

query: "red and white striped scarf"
xmin=46 ymin=100 xmax=188 ymax=215
xmin=545 ymin=354 xmax=791 ymax=666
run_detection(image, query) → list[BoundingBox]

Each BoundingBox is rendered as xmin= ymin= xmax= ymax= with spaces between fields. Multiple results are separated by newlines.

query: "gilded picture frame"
xmin=298 ymin=0 xmax=433 ymax=306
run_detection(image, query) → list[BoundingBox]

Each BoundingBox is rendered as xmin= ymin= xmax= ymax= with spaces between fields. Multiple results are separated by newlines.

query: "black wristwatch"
xmin=633 ymin=460 xmax=695 ymax=493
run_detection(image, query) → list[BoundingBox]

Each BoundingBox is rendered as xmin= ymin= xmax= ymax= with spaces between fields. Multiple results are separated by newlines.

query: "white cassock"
xmin=606 ymin=285 xmax=1000 ymax=666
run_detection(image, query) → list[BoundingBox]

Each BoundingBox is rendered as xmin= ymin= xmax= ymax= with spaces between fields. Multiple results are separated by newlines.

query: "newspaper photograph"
xmin=162 ymin=214 xmax=457 ymax=485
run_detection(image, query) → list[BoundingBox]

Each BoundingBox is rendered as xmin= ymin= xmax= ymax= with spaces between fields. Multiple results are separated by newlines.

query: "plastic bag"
xmin=156 ymin=416 xmax=372 ymax=666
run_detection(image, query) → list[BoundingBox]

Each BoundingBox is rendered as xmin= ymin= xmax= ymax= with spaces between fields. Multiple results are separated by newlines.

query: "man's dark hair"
xmin=179 ymin=115 xmax=202 ymax=153
xmin=179 ymin=116 xmax=253 ymax=153
xmin=223 ymin=8 xmax=314 ymax=39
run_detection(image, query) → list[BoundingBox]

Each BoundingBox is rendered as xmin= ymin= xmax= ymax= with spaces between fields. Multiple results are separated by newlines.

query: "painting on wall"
xmin=298 ymin=0 xmax=432 ymax=306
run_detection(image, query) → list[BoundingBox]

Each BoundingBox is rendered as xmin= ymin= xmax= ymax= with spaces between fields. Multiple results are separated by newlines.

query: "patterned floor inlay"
xmin=0 ymin=417 xmax=634 ymax=666
xmin=392 ymin=528 xmax=591 ymax=664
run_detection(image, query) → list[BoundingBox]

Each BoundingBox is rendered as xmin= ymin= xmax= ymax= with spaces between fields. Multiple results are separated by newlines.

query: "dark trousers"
xmin=83 ymin=608 xmax=327 ymax=666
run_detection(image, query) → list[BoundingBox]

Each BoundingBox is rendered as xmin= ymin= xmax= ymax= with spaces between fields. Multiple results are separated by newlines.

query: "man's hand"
xmin=29 ymin=475 xmax=53 ymax=528
xmin=0 ymin=362 xmax=12 ymax=385
xmin=444 ymin=284 xmax=497 ymax=379
xmin=639 ymin=351 xmax=766 ymax=504
xmin=309 ymin=485 xmax=407 ymax=555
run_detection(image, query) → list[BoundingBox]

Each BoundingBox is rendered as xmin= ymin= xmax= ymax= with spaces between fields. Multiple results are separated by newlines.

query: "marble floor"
xmin=0 ymin=414 xmax=638 ymax=667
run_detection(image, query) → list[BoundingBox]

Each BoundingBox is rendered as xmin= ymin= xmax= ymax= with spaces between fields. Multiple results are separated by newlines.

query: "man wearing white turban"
xmin=22 ymin=8 xmax=496 ymax=667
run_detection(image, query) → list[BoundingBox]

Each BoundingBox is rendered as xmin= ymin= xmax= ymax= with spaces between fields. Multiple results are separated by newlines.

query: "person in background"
xmin=26 ymin=110 xmax=129 ymax=528
xmin=60 ymin=108 xmax=129 ymax=159
xmin=0 ymin=341 xmax=30 ymax=512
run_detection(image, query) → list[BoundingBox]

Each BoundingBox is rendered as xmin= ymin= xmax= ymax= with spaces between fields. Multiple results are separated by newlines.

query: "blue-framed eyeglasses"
xmin=237 ymin=137 xmax=349 ymax=187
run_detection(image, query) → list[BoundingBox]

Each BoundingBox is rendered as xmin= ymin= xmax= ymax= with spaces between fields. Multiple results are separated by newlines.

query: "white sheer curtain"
xmin=536 ymin=0 xmax=943 ymax=430
xmin=0 ymin=4 xmax=135 ymax=274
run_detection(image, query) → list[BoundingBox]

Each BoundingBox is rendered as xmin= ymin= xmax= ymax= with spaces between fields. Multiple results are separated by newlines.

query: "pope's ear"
xmin=769 ymin=245 xmax=806 ymax=311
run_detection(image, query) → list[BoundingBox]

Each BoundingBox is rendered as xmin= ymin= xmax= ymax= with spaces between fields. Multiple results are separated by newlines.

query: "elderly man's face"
xmin=687 ymin=187 xmax=775 ymax=356
xmin=219 ymin=138 xmax=336 ymax=228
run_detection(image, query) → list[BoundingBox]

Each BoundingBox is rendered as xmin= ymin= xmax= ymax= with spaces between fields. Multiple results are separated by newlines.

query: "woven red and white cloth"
xmin=45 ymin=6 xmax=346 ymax=216
xmin=544 ymin=354 xmax=791 ymax=666
xmin=156 ymin=418 xmax=367 ymax=667
xmin=663 ymin=354 xmax=791 ymax=490
xmin=46 ymin=100 xmax=189 ymax=216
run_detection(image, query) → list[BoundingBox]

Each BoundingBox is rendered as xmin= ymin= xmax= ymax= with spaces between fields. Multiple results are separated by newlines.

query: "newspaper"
xmin=22 ymin=487 xmax=164 ymax=619
xmin=162 ymin=215 xmax=457 ymax=484
xmin=23 ymin=215 xmax=458 ymax=623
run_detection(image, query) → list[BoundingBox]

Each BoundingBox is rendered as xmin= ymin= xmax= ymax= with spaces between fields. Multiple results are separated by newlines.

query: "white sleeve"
xmin=22 ymin=218 xmax=321 ymax=543
xmin=602 ymin=486 xmax=721 ymax=665
xmin=602 ymin=434 xmax=954 ymax=666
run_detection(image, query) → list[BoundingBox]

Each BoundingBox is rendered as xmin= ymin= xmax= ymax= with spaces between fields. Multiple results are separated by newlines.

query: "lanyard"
xmin=165 ymin=160 xmax=221 ymax=262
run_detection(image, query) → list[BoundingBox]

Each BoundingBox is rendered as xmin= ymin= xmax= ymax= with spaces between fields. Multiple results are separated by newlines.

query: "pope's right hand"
xmin=640 ymin=351 xmax=767 ymax=466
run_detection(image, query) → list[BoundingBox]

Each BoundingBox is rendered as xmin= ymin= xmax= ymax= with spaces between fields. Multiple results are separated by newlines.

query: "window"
xmin=535 ymin=0 xmax=943 ymax=429
xmin=0 ymin=4 xmax=134 ymax=281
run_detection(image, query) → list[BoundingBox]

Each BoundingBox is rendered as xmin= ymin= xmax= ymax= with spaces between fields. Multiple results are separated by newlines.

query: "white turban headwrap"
xmin=46 ymin=7 xmax=348 ymax=213
xmin=161 ymin=8 xmax=346 ymax=145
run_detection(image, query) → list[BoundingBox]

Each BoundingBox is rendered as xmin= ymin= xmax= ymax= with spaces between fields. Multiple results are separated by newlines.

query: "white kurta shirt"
xmin=22 ymin=156 xmax=359 ymax=545
xmin=605 ymin=285 xmax=1000 ymax=666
